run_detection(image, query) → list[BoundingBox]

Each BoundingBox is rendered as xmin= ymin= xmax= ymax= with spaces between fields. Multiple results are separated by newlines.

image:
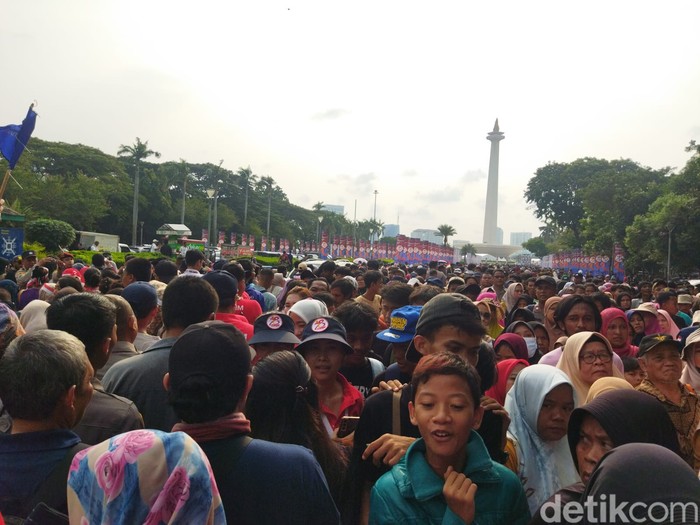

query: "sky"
xmin=3 ymin=1 xmax=699 ymax=245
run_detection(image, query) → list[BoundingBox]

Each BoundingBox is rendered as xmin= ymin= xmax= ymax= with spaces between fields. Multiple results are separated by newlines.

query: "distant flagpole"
xmin=0 ymin=104 xmax=38 ymax=213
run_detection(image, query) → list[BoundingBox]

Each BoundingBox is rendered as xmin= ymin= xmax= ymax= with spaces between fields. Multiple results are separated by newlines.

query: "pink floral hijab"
xmin=67 ymin=429 xmax=225 ymax=525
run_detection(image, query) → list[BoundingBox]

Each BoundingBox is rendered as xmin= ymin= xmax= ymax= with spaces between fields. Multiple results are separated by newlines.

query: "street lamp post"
xmin=266 ymin=178 xmax=273 ymax=239
xmin=317 ymin=216 xmax=323 ymax=245
xmin=180 ymin=167 xmax=188 ymax=224
xmin=206 ymin=188 xmax=216 ymax=251
xmin=666 ymin=225 xmax=675 ymax=280
xmin=139 ymin=221 xmax=144 ymax=246
xmin=372 ymin=189 xmax=378 ymax=256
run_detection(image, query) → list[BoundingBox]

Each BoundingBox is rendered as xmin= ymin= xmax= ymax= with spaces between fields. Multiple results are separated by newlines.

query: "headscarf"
xmin=680 ymin=328 xmax=700 ymax=392
xmin=485 ymin=358 xmax=529 ymax=405
xmin=631 ymin=302 xmax=661 ymax=335
xmin=556 ymin=331 xmax=625 ymax=405
xmin=543 ymin=296 xmax=565 ymax=351
xmin=505 ymin=365 xmax=580 ymax=513
xmin=657 ymin=309 xmax=680 ymax=339
xmin=0 ymin=302 xmax=25 ymax=353
xmin=568 ymin=389 xmax=681 ymax=471
xmin=504 ymin=282 xmax=524 ymax=313
xmin=584 ymin=377 xmax=634 ymax=403
xmin=505 ymin=307 xmax=535 ymax=327
xmin=493 ymin=333 xmax=529 ymax=361
xmin=505 ymin=320 xmax=535 ymax=338
xmin=600 ymin=307 xmax=637 ymax=357
xmin=0 ymin=279 xmax=19 ymax=305
xmin=475 ymin=298 xmax=504 ymax=340
xmin=288 ymin=298 xmax=329 ymax=323
xmin=18 ymin=299 xmax=49 ymax=333
xmin=67 ymin=429 xmax=226 ymax=525
xmin=580 ymin=444 xmax=700 ymax=523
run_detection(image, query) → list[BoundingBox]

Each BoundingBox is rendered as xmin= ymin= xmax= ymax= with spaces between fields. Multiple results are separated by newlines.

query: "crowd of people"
xmin=1 ymin=249 xmax=700 ymax=524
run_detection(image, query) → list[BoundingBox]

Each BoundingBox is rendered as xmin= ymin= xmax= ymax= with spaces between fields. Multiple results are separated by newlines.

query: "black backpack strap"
xmin=0 ymin=443 xmax=87 ymax=522
xmin=216 ymin=435 xmax=252 ymax=473
xmin=30 ymin=442 xmax=90 ymax=513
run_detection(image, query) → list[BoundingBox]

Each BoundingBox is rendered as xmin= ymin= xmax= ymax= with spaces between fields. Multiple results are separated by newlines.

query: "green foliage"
xmin=25 ymin=219 xmax=75 ymax=251
xmin=437 ymin=224 xmax=456 ymax=246
xmin=521 ymin=237 xmax=549 ymax=257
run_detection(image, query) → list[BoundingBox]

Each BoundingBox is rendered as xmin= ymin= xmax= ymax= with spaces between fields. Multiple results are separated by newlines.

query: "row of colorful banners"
xmin=541 ymin=245 xmax=625 ymax=280
xmin=200 ymin=231 xmax=454 ymax=263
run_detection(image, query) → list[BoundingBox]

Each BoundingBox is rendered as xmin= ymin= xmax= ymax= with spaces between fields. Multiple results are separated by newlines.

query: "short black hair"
xmin=380 ymin=283 xmax=413 ymax=308
xmin=409 ymin=284 xmax=441 ymax=306
xmin=411 ymin=352 xmax=481 ymax=408
xmin=333 ymin=301 xmax=378 ymax=333
xmin=162 ymin=276 xmax=218 ymax=330
xmin=91 ymin=253 xmax=105 ymax=267
xmin=46 ymin=293 xmax=116 ymax=355
xmin=364 ymin=270 xmax=383 ymax=287
xmin=125 ymin=257 xmax=153 ymax=282
xmin=83 ymin=267 xmax=102 ymax=288
xmin=330 ymin=278 xmax=355 ymax=299
xmin=185 ymin=249 xmax=205 ymax=267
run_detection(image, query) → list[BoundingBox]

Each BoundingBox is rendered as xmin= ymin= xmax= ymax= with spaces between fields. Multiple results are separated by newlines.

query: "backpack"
xmin=0 ymin=443 xmax=88 ymax=524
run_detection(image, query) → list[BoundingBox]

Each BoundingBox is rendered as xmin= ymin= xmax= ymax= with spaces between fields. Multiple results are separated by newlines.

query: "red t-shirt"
xmin=320 ymin=373 xmax=364 ymax=431
xmin=214 ymin=312 xmax=255 ymax=341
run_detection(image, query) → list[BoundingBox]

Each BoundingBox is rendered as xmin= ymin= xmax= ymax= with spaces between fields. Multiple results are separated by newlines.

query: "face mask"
xmin=524 ymin=337 xmax=538 ymax=358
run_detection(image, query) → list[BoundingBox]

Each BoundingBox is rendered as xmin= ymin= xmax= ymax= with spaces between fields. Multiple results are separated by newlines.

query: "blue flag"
xmin=0 ymin=105 xmax=37 ymax=169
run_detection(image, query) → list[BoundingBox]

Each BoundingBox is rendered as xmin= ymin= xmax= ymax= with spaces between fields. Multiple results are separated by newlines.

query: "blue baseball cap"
xmin=376 ymin=305 xmax=422 ymax=343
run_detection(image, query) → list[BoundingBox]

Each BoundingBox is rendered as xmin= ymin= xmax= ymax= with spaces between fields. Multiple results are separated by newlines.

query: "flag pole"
xmin=0 ymin=168 xmax=12 ymax=200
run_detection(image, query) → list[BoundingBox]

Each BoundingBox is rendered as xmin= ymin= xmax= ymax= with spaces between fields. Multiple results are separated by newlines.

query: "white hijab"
xmin=681 ymin=328 xmax=700 ymax=392
xmin=289 ymin=298 xmax=329 ymax=323
xmin=505 ymin=364 xmax=580 ymax=514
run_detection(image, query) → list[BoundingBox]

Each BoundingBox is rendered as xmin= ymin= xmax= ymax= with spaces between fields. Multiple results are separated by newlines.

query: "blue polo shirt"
xmin=0 ymin=429 xmax=80 ymax=514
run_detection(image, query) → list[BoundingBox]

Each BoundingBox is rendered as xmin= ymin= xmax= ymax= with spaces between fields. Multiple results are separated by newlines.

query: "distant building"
xmin=410 ymin=229 xmax=442 ymax=245
xmin=496 ymin=227 xmax=504 ymax=245
xmin=510 ymin=232 xmax=532 ymax=246
xmin=383 ymin=224 xmax=400 ymax=238
xmin=322 ymin=204 xmax=344 ymax=215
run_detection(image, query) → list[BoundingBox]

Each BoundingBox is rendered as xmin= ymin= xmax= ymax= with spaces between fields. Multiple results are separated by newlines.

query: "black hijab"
xmin=567 ymin=389 xmax=681 ymax=471
xmin=581 ymin=443 xmax=700 ymax=524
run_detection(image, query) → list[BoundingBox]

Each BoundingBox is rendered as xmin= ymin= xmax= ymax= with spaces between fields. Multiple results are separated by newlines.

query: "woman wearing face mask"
xmin=556 ymin=331 xmax=626 ymax=405
xmin=505 ymin=320 xmax=540 ymax=364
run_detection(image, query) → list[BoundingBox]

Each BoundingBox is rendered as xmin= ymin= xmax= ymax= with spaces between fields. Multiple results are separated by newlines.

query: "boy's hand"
xmin=362 ymin=434 xmax=415 ymax=466
xmin=370 ymin=380 xmax=405 ymax=394
xmin=443 ymin=466 xmax=477 ymax=524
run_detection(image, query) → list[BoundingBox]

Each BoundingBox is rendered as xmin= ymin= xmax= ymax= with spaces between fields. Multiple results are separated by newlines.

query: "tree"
xmin=236 ymin=166 xmax=256 ymax=227
xmin=460 ymin=243 xmax=475 ymax=262
xmin=522 ymin=237 xmax=549 ymax=258
xmin=25 ymin=218 xmax=75 ymax=252
xmin=118 ymin=138 xmax=160 ymax=245
xmin=437 ymin=224 xmax=456 ymax=246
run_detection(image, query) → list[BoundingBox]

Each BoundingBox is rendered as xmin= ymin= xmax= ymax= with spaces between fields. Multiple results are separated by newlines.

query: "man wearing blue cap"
xmin=373 ymin=305 xmax=421 ymax=386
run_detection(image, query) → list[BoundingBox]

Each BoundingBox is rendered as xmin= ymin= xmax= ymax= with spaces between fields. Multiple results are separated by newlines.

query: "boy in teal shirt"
xmin=370 ymin=352 xmax=529 ymax=524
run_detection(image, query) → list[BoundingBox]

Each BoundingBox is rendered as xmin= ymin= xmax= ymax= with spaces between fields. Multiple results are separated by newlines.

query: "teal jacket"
xmin=369 ymin=432 xmax=530 ymax=525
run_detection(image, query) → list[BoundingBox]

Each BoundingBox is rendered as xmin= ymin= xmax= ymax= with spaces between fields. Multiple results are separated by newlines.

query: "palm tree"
xmin=260 ymin=176 xmax=275 ymax=238
xmin=460 ymin=243 xmax=476 ymax=263
xmin=237 ymin=166 xmax=257 ymax=228
xmin=118 ymin=138 xmax=160 ymax=245
xmin=312 ymin=201 xmax=325 ymax=213
xmin=437 ymin=224 xmax=457 ymax=247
